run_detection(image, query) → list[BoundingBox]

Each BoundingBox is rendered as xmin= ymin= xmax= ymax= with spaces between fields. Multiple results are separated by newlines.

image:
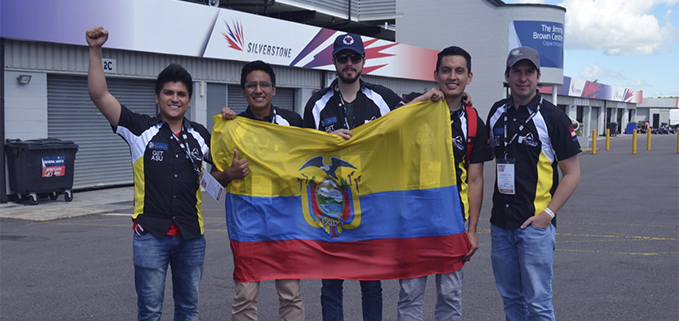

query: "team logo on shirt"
xmin=519 ymin=133 xmax=539 ymax=148
xmin=453 ymin=135 xmax=465 ymax=151
xmin=298 ymin=156 xmax=365 ymax=238
xmin=321 ymin=117 xmax=338 ymax=133
xmin=190 ymin=148 xmax=203 ymax=162
xmin=568 ymin=124 xmax=578 ymax=140
xmin=151 ymin=150 xmax=164 ymax=162
xmin=492 ymin=127 xmax=504 ymax=147
xmin=148 ymin=141 xmax=168 ymax=151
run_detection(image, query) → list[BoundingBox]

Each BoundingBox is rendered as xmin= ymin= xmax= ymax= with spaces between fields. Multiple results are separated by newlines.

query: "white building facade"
xmin=1 ymin=0 xmax=641 ymax=200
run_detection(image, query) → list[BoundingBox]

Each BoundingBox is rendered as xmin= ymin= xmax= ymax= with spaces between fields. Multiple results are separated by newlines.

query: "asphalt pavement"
xmin=1 ymin=133 xmax=677 ymax=320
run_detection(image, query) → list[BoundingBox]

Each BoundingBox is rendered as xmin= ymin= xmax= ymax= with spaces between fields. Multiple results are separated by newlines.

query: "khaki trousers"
xmin=232 ymin=279 xmax=304 ymax=320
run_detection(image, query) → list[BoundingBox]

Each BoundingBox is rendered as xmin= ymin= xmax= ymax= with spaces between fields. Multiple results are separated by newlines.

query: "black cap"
xmin=332 ymin=33 xmax=365 ymax=57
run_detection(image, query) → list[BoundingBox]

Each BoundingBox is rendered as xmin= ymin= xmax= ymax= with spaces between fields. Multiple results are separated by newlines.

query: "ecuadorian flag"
xmin=212 ymin=101 xmax=469 ymax=282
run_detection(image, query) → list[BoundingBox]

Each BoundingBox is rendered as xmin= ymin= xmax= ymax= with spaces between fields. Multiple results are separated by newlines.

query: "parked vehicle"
xmin=652 ymin=123 xmax=675 ymax=134
xmin=669 ymin=109 xmax=679 ymax=131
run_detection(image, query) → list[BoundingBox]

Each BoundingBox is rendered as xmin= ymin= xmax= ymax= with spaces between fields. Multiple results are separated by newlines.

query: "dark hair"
xmin=435 ymin=46 xmax=472 ymax=74
xmin=240 ymin=60 xmax=276 ymax=88
xmin=155 ymin=64 xmax=193 ymax=98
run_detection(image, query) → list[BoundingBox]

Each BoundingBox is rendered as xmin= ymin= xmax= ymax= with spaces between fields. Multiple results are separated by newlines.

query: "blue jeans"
xmin=321 ymin=279 xmax=382 ymax=321
xmin=133 ymin=232 xmax=206 ymax=321
xmin=397 ymin=268 xmax=464 ymax=321
xmin=490 ymin=223 xmax=556 ymax=321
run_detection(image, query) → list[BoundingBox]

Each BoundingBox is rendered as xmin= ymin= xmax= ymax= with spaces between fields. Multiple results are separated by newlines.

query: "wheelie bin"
xmin=5 ymin=138 xmax=79 ymax=205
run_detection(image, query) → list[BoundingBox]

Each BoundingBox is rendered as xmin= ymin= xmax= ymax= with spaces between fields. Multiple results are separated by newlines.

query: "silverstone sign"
xmin=0 ymin=0 xmax=439 ymax=81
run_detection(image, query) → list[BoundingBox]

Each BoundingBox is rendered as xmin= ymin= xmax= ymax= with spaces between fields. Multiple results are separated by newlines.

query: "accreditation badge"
xmin=496 ymin=158 xmax=515 ymax=195
xmin=200 ymin=171 xmax=225 ymax=202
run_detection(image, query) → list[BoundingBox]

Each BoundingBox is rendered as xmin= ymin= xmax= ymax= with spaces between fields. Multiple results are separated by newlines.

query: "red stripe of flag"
xmin=231 ymin=233 xmax=471 ymax=282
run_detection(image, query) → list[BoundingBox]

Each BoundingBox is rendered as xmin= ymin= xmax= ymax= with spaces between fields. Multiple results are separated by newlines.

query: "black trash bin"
xmin=5 ymin=138 xmax=79 ymax=205
xmin=607 ymin=122 xmax=618 ymax=137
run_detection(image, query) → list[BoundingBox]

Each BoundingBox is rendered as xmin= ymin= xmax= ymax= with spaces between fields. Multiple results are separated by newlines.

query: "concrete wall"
xmin=4 ymin=71 xmax=48 ymax=140
xmin=638 ymin=98 xmax=679 ymax=108
xmin=636 ymin=98 xmax=678 ymax=125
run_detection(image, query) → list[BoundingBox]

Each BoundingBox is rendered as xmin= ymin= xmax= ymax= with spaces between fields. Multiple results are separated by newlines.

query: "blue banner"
xmin=509 ymin=20 xmax=564 ymax=69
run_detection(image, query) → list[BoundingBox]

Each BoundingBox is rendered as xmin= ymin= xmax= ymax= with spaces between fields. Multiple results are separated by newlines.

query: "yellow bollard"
xmin=592 ymin=129 xmax=597 ymax=154
xmin=647 ymin=129 xmax=651 ymax=151
xmin=632 ymin=129 xmax=637 ymax=154
xmin=605 ymin=128 xmax=610 ymax=151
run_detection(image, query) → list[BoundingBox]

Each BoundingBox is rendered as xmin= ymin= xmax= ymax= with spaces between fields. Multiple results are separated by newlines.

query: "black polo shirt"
xmin=486 ymin=92 xmax=581 ymax=229
xmin=239 ymin=105 xmax=302 ymax=127
xmin=302 ymin=79 xmax=406 ymax=131
xmin=116 ymin=105 xmax=212 ymax=239
xmin=450 ymin=104 xmax=493 ymax=220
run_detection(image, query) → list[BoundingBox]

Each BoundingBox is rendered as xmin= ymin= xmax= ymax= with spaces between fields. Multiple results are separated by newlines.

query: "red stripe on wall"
xmin=230 ymin=233 xmax=471 ymax=282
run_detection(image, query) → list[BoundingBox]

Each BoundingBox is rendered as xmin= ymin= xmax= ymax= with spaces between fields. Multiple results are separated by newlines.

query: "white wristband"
xmin=543 ymin=207 xmax=555 ymax=219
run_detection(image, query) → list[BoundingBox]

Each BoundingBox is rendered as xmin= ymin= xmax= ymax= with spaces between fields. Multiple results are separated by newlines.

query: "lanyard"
xmin=450 ymin=104 xmax=466 ymax=133
xmin=270 ymin=107 xmax=277 ymax=124
xmin=170 ymin=131 xmax=202 ymax=181
xmin=338 ymin=89 xmax=355 ymax=129
xmin=502 ymin=96 xmax=542 ymax=158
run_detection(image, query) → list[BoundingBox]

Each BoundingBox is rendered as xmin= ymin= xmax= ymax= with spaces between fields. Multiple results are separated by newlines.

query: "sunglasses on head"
xmin=335 ymin=53 xmax=363 ymax=64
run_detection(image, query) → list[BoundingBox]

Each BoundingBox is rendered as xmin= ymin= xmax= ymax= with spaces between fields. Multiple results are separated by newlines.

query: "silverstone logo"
xmin=222 ymin=20 xmax=245 ymax=51
xmin=221 ymin=20 xmax=293 ymax=58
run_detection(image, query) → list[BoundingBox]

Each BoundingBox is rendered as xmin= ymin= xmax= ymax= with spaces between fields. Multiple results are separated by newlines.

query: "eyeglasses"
xmin=335 ymin=53 xmax=363 ymax=64
xmin=244 ymin=81 xmax=272 ymax=90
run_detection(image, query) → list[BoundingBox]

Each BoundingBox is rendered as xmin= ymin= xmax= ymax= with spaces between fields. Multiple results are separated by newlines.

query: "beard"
xmin=337 ymin=68 xmax=361 ymax=84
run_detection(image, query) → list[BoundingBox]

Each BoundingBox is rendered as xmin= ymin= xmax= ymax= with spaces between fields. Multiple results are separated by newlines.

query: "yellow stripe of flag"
xmin=211 ymin=100 xmax=457 ymax=198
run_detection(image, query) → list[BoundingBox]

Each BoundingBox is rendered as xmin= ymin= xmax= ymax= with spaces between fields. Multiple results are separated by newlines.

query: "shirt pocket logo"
xmin=148 ymin=142 xmax=168 ymax=150
xmin=151 ymin=150 xmax=164 ymax=162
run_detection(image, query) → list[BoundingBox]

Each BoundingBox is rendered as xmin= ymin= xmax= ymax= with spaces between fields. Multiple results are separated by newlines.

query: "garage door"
xmin=47 ymin=75 xmax=156 ymax=189
xmin=591 ymin=107 xmax=600 ymax=135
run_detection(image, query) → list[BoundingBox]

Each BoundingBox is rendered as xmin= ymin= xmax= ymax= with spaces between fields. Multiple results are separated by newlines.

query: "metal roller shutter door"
xmin=47 ymin=75 xmax=156 ymax=189
xmin=271 ymin=88 xmax=295 ymax=111
xmin=591 ymin=107 xmax=600 ymax=135
xmin=227 ymin=86 xmax=295 ymax=115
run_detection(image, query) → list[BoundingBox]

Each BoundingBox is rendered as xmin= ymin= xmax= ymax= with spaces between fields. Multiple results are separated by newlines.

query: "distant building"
xmin=539 ymin=76 xmax=642 ymax=137
xmin=636 ymin=98 xmax=679 ymax=129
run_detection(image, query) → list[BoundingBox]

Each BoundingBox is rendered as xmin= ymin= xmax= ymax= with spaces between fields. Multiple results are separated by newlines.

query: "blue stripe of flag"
xmin=225 ymin=185 xmax=464 ymax=242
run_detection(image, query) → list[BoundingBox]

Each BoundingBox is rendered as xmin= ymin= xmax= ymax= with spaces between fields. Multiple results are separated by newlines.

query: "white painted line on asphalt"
xmin=101 ymin=213 xmax=133 ymax=217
